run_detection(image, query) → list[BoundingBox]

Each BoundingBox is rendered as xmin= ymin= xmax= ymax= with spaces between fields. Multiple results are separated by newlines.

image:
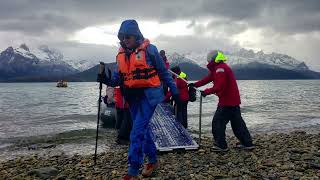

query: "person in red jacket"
xmin=114 ymin=86 xmax=123 ymax=129
xmin=189 ymin=50 xmax=253 ymax=151
xmin=166 ymin=66 xmax=189 ymax=128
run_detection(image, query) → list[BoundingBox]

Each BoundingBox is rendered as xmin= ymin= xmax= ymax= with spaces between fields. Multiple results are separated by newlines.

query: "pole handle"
xmin=99 ymin=62 xmax=105 ymax=75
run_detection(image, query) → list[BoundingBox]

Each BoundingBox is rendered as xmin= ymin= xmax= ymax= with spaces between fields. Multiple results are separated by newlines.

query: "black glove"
xmin=103 ymin=95 xmax=108 ymax=104
xmin=200 ymin=90 xmax=207 ymax=97
xmin=172 ymin=94 xmax=181 ymax=104
xmin=96 ymin=68 xmax=112 ymax=84
xmin=188 ymin=83 xmax=195 ymax=87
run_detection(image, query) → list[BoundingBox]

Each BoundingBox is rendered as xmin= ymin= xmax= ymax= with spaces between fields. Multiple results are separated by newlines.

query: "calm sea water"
xmin=0 ymin=81 xmax=319 ymax=157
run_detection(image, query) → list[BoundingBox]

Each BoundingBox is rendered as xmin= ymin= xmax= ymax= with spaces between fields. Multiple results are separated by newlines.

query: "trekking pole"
xmin=94 ymin=62 xmax=105 ymax=165
xmin=199 ymin=95 xmax=202 ymax=146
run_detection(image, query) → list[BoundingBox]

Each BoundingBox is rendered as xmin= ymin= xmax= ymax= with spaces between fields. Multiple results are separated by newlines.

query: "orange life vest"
xmin=117 ymin=39 xmax=161 ymax=88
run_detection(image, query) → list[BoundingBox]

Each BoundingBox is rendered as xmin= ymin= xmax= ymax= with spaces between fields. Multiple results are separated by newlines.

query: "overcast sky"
xmin=0 ymin=0 xmax=320 ymax=71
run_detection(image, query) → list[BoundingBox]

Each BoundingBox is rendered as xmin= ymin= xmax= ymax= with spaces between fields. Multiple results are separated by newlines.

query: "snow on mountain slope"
xmin=167 ymin=52 xmax=199 ymax=66
xmin=0 ymin=44 xmax=78 ymax=80
xmin=7 ymin=44 xmax=66 ymax=65
xmin=66 ymin=59 xmax=98 ymax=72
xmin=12 ymin=44 xmax=37 ymax=60
xmin=33 ymin=45 xmax=64 ymax=64
xmin=227 ymin=49 xmax=308 ymax=71
xmin=181 ymin=48 xmax=309 ymax=71
xmin=182 ymin=51 xmax=208 ymax=67
xmin=1 ymin=44 xmax=103 ymax=72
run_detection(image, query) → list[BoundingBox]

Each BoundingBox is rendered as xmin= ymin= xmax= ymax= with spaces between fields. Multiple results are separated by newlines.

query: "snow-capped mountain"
xmin=66 ymin=59 xmax=99 ymax=72
xmin=0 ymin=44 xmax=78 ymax=81
xmin=166 ymin=52 xmax=209 ymax=80
xmin=168 ymin=49 xmax=320 ymax=80
xmin=34 ymin=45 xmax=64 ymax=64
xmin=68 ymin=62 xmax=117 ymax=82
xmin=183 ymin=48 xmax=309 ymax=72
xmin=227 ymin=49 xmax=309 ymax=71
xmin=167 ymin=52 xmax=198 ymax=66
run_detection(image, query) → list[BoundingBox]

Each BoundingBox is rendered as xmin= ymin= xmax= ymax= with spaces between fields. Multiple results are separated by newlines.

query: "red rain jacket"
xmin=166 ymin=76 xmax=189 ymax=102
xmin=114 ymin=87 xmax=129 ymax=109
xmin=194 ymin=61 xmax=241 ymax=106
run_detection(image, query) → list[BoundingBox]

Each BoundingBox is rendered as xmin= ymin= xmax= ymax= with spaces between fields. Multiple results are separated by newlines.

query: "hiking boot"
xmin=141 ymin=162 xmax=159 ymax=177
xmin=211 ymin=145 xmax=229 ymax=152
xmin=235 ymin=143 xmax=255 ymax=150
xmin=122 ymin=174 xmax=138 ymax=180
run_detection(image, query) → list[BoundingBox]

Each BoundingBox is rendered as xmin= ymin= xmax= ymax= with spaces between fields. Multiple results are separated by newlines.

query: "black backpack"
xmin=188 ymin=86 xmax=197 ymax=102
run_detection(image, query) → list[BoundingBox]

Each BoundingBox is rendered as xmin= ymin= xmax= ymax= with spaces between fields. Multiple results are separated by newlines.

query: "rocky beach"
xmin=0 ymin=130 xmax=319 ymax=179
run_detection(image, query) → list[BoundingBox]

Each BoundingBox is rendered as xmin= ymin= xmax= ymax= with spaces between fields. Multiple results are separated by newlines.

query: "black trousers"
xmin=116 ymin=108 xmax=132 ymax=140
xmin=115 ymin=108 xmax=124 ymax=129
xmin=176 ymin=101 xmax=188 ymax=128
xmin=212 ymin=106 xmax=252 ymax=149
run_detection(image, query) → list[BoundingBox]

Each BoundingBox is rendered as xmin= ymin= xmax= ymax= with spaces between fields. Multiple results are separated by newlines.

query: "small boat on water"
xmin=56 ymin=80 xmax=68 ymax=88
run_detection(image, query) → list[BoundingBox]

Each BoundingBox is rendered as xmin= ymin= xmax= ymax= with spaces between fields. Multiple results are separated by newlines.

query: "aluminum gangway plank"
xmin=150 ymin=103 xmax=199 ymax=152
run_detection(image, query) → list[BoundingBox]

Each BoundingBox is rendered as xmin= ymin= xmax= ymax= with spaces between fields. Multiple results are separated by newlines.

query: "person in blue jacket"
xmin=97 ymin=19 xmax=180 ymax=179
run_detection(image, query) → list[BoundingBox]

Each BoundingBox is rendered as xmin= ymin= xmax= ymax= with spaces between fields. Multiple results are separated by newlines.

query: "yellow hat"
xmin=207 ymin=50 xmax=227 ymax=63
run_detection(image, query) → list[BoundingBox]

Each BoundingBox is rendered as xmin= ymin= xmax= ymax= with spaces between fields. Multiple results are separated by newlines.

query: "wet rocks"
xmin=0 ymin=131 xmax=320 ymax=179
xmin=28 ymin=167 xmax=59 ymax=178
xmin=308 ymin=162 xmax=320 ymax=169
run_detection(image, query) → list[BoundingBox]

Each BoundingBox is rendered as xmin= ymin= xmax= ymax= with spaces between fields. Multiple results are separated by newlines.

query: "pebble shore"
xmin=1 ymin=131 xmax=319 ymax=179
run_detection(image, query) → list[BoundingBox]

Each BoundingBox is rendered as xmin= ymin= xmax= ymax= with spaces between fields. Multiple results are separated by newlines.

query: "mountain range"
xmin=0 ymin=44 xmax=79 ymax=82
xmin=170 ymin=49 xmax=320 ymax=80
xmin=0 ymin=44 xmax=319 ymax=82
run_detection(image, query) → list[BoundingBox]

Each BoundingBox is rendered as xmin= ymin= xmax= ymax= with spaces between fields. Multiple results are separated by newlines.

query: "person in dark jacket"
xmin=97 ymin=19 xmax=179 ymax=180
xmin=114 ymin=87 xmax=132 ymax=145
xmin=189 ymin=50 xmax=254 ymax=151
xmin=166 ymin=66 xmax=189 ymax=128
xmin=159 ymin=50 xmax=170 ymax=96
xmin=159 ymin=50 xmax=170 ymax=69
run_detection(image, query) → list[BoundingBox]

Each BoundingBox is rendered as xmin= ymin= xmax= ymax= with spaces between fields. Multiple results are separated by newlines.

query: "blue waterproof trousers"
xmin=128 ymin=96 xmax=157 ymax=176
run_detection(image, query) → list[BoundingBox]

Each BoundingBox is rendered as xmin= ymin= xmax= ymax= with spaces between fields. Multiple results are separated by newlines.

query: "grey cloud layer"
xmin=1 ymin=0 xmax=319 ymax=34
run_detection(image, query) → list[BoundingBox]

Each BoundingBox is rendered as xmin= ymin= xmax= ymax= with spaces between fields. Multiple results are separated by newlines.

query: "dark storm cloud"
xmin=201 ymin=0 xmax=262 ymax=21
xmin=200 ymin=0 xmax=320 ymax=34
xmin=206 ymin=19 xmax=249 ymax=36
xmin=154 ymin=35 xmax=240 ymax=54
xmin=2 ymin=0 xmax=319 ymax=37
xmin=0 ymin=14 xmax=80 ymax=35
xmin=247 ymin=0 xmax=320 ymax=34
xmin=0 ymin=0 xmax=196 ymax=34
xmin=1 ymin=0 xmax=319 ymax=35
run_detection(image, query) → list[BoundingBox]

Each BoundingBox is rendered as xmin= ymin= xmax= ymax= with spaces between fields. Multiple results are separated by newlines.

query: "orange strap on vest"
xmin=117 ymin=39 xmax=161 ymax=88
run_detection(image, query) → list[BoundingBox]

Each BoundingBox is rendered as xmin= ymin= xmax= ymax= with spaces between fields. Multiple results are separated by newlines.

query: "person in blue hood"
xmin=97 ymin=19 xmax=180 ymax=179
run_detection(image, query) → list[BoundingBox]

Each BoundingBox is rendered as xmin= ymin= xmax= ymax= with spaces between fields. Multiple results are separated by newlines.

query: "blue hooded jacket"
xmin=107 ymin=19 xmax=179 ymax=106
